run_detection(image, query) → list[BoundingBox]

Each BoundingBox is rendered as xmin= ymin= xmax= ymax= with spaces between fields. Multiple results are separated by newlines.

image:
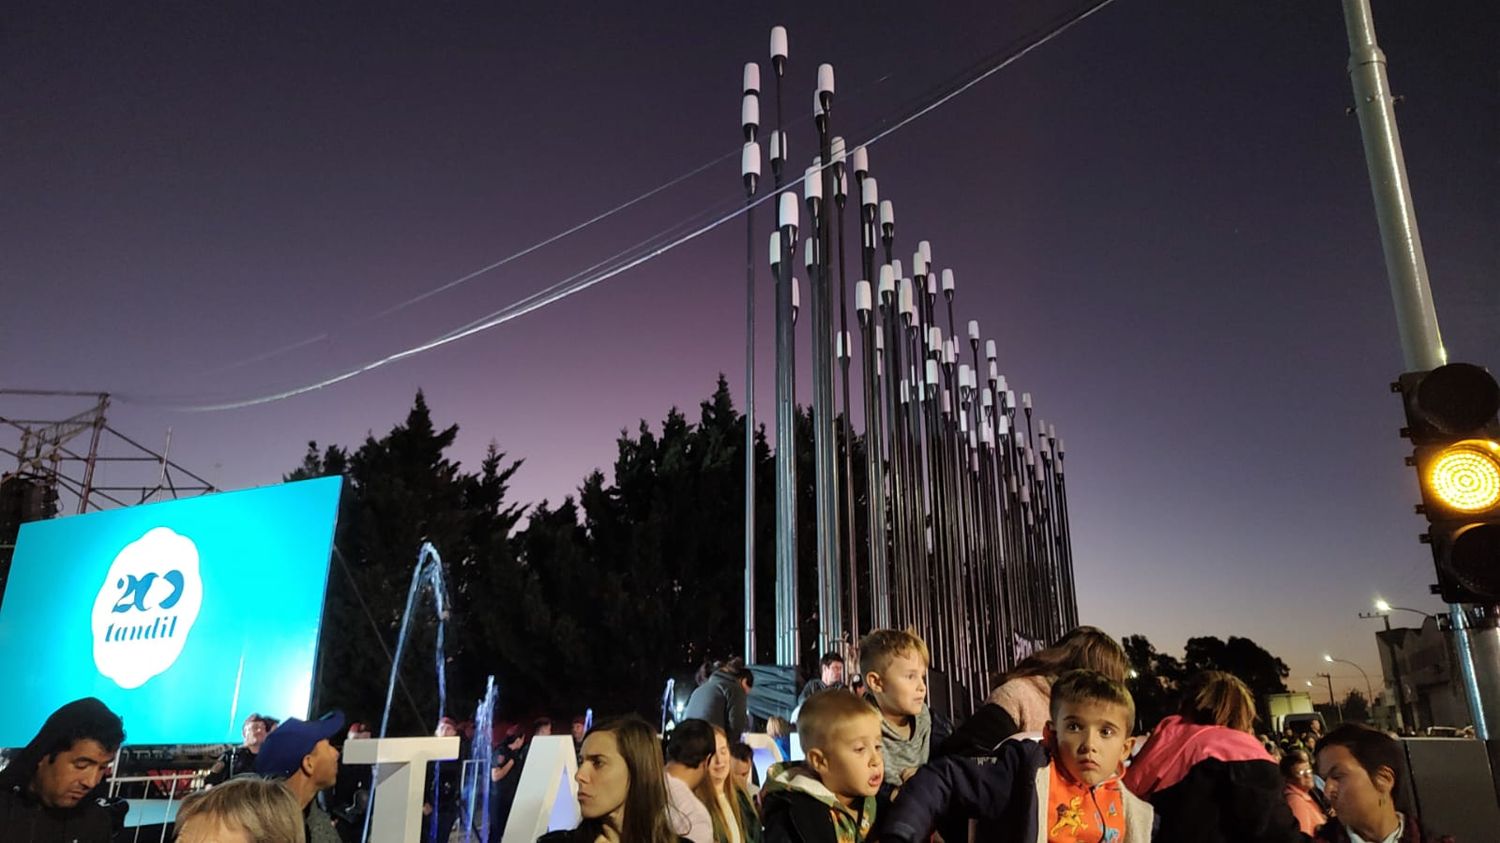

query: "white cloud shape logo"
xmin=91 ymin=527 xmax=204 ymax=689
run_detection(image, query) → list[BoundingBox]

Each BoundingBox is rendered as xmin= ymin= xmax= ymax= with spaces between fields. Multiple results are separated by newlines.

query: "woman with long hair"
xmin=539 ymin=716 xmax=683 ymax=843
xmin=1280 ymin=748 xmax=1328 ymax=835
xmin=940 ymin=625 xmax=1129 ymax=755
xmin=1123 ymin=671 xmax=1303 ymax=843
xmin=693 ymin=726 xmax=759 ymax=843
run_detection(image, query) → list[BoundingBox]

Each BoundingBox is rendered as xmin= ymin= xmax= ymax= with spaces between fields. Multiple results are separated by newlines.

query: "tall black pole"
xmin=740 ymin=64 xmax=761 ymax=663
xmin=768 ymin=25 xmax=798 ymax=666
xmin=812 ymin=64 xmax=843 ymax=653
xmin=854 ymin=149 xmax=889 ymax=628
xmin=831 ymin=136 xmax=860 ymax=645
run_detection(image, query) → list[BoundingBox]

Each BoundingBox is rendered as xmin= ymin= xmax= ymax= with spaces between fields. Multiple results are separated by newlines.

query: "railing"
xmin=106 ymin=769 xmax=208 ymax=842
xmin=98 ymin=756 xmax=496 ymax=843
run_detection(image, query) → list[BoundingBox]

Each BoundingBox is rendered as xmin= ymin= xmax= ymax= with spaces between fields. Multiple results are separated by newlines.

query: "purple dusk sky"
xmin=4 ymin=1 xmax=1496 ymax=703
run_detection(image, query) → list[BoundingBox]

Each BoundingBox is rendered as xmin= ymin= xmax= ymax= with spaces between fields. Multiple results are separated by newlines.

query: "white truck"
xmin=1265 ymin=691 xmax=1318 ymax=733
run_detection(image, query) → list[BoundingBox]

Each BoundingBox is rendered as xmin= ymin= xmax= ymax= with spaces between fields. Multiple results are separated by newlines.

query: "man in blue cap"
xmin=255 ymin=711 xmax=345 ymax=843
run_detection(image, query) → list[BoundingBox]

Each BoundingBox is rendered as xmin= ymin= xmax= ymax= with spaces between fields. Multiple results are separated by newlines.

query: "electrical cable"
xmin=128 ymin=0 xmax=1120 ymax=412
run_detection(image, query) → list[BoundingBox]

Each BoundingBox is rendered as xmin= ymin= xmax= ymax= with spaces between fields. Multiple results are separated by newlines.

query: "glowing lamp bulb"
xmin=1426 ymin=439 xmax=1500 ymax=513
xmin=1374 ymin=598 xmax=1392 ymax=613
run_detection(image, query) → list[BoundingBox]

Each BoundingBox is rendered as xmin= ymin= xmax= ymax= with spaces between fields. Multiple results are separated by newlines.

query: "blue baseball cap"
xmin=254 ymin=711 xmax=345 ymax=778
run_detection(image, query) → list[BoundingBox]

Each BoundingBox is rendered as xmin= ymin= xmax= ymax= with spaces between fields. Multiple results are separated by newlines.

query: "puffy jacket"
xmin=1123 ymin=715 xmax=1302 ymax=843
xmin=877 ymin=739 xmax=1153 ymax=843
xmin=760 ymin=762 xmax=876 ymax=843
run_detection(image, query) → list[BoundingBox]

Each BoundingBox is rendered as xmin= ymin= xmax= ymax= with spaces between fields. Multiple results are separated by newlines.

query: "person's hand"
xmin=422 ymin=802 xmax=433 ymax=816
xmin=491 ymin=766 xmax=504 ymax=782
xmin=900 ymin=766 xmax=919 ymax=782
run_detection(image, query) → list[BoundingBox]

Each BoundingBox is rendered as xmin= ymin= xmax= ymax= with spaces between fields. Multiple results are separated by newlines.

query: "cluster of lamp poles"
xmin=738 ymin=26 xmax=1079 ymax=698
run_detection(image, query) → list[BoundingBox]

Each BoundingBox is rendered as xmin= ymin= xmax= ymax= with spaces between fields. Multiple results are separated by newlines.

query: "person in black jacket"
xmin=538 ymin=716 xmax=685 ymax=843
xmin=0 ymin=697 xmax=125 ymax=843
xmin=795 ymin=652 xmax=847 ymax=710
xmin=1123 ymin=671 xmax=1303 ymax=843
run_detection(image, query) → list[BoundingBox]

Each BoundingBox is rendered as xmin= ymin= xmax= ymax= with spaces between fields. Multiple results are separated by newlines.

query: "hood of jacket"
xmin=0 ymin=697 xmax=121 ymax=792
xmin=1123 ymin=714 xmax=1272 ymax=798
xmin=762 ymin=762 xmax=875 ymax=837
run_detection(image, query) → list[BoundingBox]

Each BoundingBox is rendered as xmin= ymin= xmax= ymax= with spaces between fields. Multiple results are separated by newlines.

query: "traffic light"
xmin=1397 ymin=362 xmax=1500 ymax=603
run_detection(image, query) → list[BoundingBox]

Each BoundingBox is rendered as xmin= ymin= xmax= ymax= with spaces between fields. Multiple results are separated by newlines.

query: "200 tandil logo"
xmin=91 ymin=527 xmax=203 ymax=689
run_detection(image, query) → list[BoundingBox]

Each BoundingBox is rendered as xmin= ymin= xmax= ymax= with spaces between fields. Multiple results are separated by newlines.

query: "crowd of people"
xmin=0 ymin=624 xmax=1457 ymax=842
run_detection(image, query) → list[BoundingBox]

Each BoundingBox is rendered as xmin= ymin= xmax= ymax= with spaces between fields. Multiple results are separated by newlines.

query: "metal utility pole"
xmin=1340 ymin=0 xmax=1500 ymax=796
xmin=740 ymin=62 xmax=762 ymax=663
xmin=812 ymin=63 xmax=844 ymax=654
xmin=768 ymin=24 xmax=799 ymax=666
xmin=1360 ymin=608 xmax=1412 ymax=730
xmin=1317 ymin=672 xmax=1344 ymax=723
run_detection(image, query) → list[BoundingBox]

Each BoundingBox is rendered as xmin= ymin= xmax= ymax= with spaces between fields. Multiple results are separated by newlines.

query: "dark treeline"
xmin=295 ymin=378 xmax=800 ymax=732
xmin=1124 ymin=634 xmax=1292 ymax=730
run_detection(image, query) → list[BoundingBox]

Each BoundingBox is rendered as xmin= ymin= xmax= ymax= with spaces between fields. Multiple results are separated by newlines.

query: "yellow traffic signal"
xmin=1398 ymin=363 xmax=1500 ymax=603
xmin=1425 ymin=439 xmax=1500 ymax=514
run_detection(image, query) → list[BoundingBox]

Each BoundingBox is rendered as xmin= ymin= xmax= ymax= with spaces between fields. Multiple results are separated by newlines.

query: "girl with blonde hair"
xmin=692 ymin=725 xmax=759 ymax=843
xmin=174 ymin=778 xmax=305 ymax=843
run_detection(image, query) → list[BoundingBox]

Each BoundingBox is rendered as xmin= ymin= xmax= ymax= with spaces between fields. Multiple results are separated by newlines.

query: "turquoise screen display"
xmin=0 ymin=476 xmax=342 ymax=746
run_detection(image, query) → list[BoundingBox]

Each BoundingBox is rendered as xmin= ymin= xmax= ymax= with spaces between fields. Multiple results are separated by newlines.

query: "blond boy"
xmin=761 ymin=691 xmax=885 ymax=843
xmin=859 ymin=628 xmax=937 ymax=785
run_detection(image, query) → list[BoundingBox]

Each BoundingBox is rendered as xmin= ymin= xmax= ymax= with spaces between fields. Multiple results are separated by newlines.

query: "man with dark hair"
xmin=728 ymin=741 xmax=760 ymax=797
xmin=205 ymin=712 xmax=274 ymax=786
xmin=663 ymin=719 xmax=715 ymax=843
xmin=0 ymin=697 xmax=125 ymax=842
xmin=795 ymin=650 xmax=847 ymax=709
xmin=682 ymin=658 xmax=754 ymax=739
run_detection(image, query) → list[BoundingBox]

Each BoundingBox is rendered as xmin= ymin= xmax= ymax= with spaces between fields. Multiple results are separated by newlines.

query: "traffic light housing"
xmin=1397 ymin=362 xmax=1500 ymax=603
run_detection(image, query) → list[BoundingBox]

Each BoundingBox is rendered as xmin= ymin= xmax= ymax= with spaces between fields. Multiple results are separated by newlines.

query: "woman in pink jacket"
xmin=1280 ymin=749 xmax=1328 ymax=835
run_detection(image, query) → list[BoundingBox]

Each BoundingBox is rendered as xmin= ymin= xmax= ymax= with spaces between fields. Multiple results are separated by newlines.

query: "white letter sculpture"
xmin=502 ymin=736 xmax=580 ymax=843
xmin=342 ymin=736 xmax=460 ymax=843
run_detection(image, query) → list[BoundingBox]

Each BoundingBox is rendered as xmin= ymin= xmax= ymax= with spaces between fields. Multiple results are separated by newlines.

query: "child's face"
xmin=808 ymin=713 xmax=885 ymax=805
xmin=867 ymin=652 xmax=927 ymax=717
xmin=1045 ymin=699 xmax=1134 ymax=787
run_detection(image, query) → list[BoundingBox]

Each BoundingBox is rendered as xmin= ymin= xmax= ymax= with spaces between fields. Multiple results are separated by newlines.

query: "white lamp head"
xmin=770 ymin=26 xmax=788 ymax=64
xmin=741 ymin=141 xmax=761 ymax=181
xmin=779 ymin=191 xmax=799 ymax=230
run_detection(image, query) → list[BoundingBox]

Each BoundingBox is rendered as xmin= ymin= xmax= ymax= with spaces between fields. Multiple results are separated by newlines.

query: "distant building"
xmin=1373 ymin=615 xmax=1470 ymax=731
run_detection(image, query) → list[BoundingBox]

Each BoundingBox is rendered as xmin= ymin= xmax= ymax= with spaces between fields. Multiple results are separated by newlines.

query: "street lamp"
xmin=1324 ymin=654 xmax=1376 ymax=719
xmin=1372 ymin=598 xmax=1435 ymax=620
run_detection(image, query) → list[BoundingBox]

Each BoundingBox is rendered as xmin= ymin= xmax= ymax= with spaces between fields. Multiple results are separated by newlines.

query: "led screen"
xmin=0 ymin=476 xmax=342 ymax=746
